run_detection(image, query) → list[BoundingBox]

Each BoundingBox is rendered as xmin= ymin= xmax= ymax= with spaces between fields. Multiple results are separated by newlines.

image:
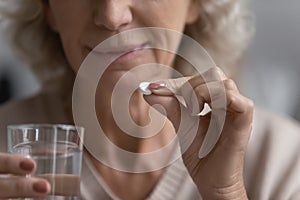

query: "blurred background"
xmin=0 ymin=0 xmax=299 ymax=121
xmin=240 ymin=0 xmax=300 ymax=121
xmin=0 ymin=40 xmax=40 ymax=104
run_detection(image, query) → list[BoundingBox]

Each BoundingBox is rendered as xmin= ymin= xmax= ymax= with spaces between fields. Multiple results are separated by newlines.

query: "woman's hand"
xmin=0 ymin=153 xmax=50 ymax=199
xmin=144 ymin=67 xmax=253 ymax=200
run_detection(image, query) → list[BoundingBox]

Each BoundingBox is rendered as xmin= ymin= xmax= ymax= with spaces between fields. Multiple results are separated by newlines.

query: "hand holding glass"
xmin=7 ymin=124 xmax=84 ymax=200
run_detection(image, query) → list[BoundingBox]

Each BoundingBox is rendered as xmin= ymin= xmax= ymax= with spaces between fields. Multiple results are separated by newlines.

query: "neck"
xmin=88 ymin=150 xmax=166 ymax=200
xmin=92 ymin=87 xmax=175 ymax=199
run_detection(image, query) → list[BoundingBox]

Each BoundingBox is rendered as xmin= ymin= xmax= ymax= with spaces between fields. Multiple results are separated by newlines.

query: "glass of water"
xmin=7 ymin=124 xmax=84 ymax=200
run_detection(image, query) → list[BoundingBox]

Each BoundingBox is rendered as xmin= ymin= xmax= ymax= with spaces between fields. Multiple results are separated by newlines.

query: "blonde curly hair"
xmin=0 ymin=0 xmax=254 ymax=88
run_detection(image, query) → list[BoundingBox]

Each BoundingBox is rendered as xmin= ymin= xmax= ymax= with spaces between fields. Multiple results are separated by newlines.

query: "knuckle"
xmin=14 ymin=179 xmax=27 ymax=194
xmin=0 ymin=154 xmax=24 ymax=174
xmin=210 ymin=66 xmax=223 ymax=76
xmin=247 ymin=99 xmax=255 ymax=110
xmin=211 ymin=66 xmax=221 ymax=73
xmin=223 ymin=79 xmax=236 ymax=89
xmin=0 ymin=155 xmax=10 ymax=172
xmin=227 ymin=91 xmax=237 ymax=102
xmin=194 ymin=85 xmax=207 ymax=99
xmin=0 ymin=178 xmax=29 ymax=198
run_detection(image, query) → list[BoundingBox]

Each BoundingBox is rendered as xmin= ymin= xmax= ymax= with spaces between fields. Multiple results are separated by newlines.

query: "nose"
xmin=93 ymin=0 xmax=133 ymax=31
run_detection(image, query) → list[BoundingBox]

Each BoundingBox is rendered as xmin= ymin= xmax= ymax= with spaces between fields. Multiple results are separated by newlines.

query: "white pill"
xmin=138 ymin=82 xmax=152 ymax=95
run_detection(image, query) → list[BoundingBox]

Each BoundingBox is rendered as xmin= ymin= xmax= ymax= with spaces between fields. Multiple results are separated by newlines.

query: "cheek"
xmin=59 ymin=34 xmax=85 ymax=73
xmin=50 ymin=4 xmax=91 ymax=73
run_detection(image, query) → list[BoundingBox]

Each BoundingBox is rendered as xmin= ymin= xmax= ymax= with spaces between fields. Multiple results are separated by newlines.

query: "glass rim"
xmin=7 ymin=124 xmax=84 ymax=133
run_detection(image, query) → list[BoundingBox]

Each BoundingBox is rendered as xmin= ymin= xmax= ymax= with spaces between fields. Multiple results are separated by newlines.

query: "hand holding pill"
xmin=140 ymin=67 xmax=253 ymax=199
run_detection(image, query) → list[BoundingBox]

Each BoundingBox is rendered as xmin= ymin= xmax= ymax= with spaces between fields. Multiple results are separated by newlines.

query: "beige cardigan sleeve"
xmin=244 ymin=108 xmax=300 ymax=200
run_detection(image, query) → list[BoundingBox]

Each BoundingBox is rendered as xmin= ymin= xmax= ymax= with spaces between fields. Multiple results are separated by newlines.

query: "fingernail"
xmin=33 ymin=181 xmax=49 ymax=194
xmin=149 ymin=82 xmax=166 ymax=90
xmin=20 ymin=159 xmax=34 ymax=171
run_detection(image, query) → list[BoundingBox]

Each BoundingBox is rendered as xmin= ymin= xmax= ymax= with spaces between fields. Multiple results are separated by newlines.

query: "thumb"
xmin=147 ymin=77 xmax=190 ymax=97
xmin=143 ymin=94 xmax=182 ymax=131
xmin=142 ymin=79 xmax=200 ymax=153
xmin=142 ymin=77 xmax=191 ymax=131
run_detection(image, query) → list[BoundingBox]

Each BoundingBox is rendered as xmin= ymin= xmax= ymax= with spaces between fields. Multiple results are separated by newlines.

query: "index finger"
xmin=0 ymin=153 xmax=36 ymax=175
xmin=148 ymin=67 xmax=227 ymax=96
xmin=149 ymin=76 xmax=191 ymax=96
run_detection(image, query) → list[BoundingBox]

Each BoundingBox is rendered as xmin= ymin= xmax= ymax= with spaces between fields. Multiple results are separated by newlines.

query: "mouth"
xmin=88 ymin=42 xmax=150 ymax=64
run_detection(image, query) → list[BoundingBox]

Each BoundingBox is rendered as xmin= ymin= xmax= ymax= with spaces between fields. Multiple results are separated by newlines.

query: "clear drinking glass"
xmin=7 ymin=124 xmax=84 ymax=200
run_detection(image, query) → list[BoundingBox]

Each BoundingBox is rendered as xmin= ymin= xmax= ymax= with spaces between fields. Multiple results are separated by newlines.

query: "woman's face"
xmin=45 ymin=0 xmax=200 ymax=74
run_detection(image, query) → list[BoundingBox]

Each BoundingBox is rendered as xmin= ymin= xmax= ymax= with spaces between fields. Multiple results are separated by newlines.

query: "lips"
xmin=101 ymin=45 xmax=146 ymax=55
xmin=91 ymin=42 xmax=149 ymax=55
xmin=87 ymin=42 xmax=150 ymax=66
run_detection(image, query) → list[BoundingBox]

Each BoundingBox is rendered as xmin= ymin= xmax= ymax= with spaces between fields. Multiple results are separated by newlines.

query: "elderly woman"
xmin=0 ymin=0 xmax=300 ymax=199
